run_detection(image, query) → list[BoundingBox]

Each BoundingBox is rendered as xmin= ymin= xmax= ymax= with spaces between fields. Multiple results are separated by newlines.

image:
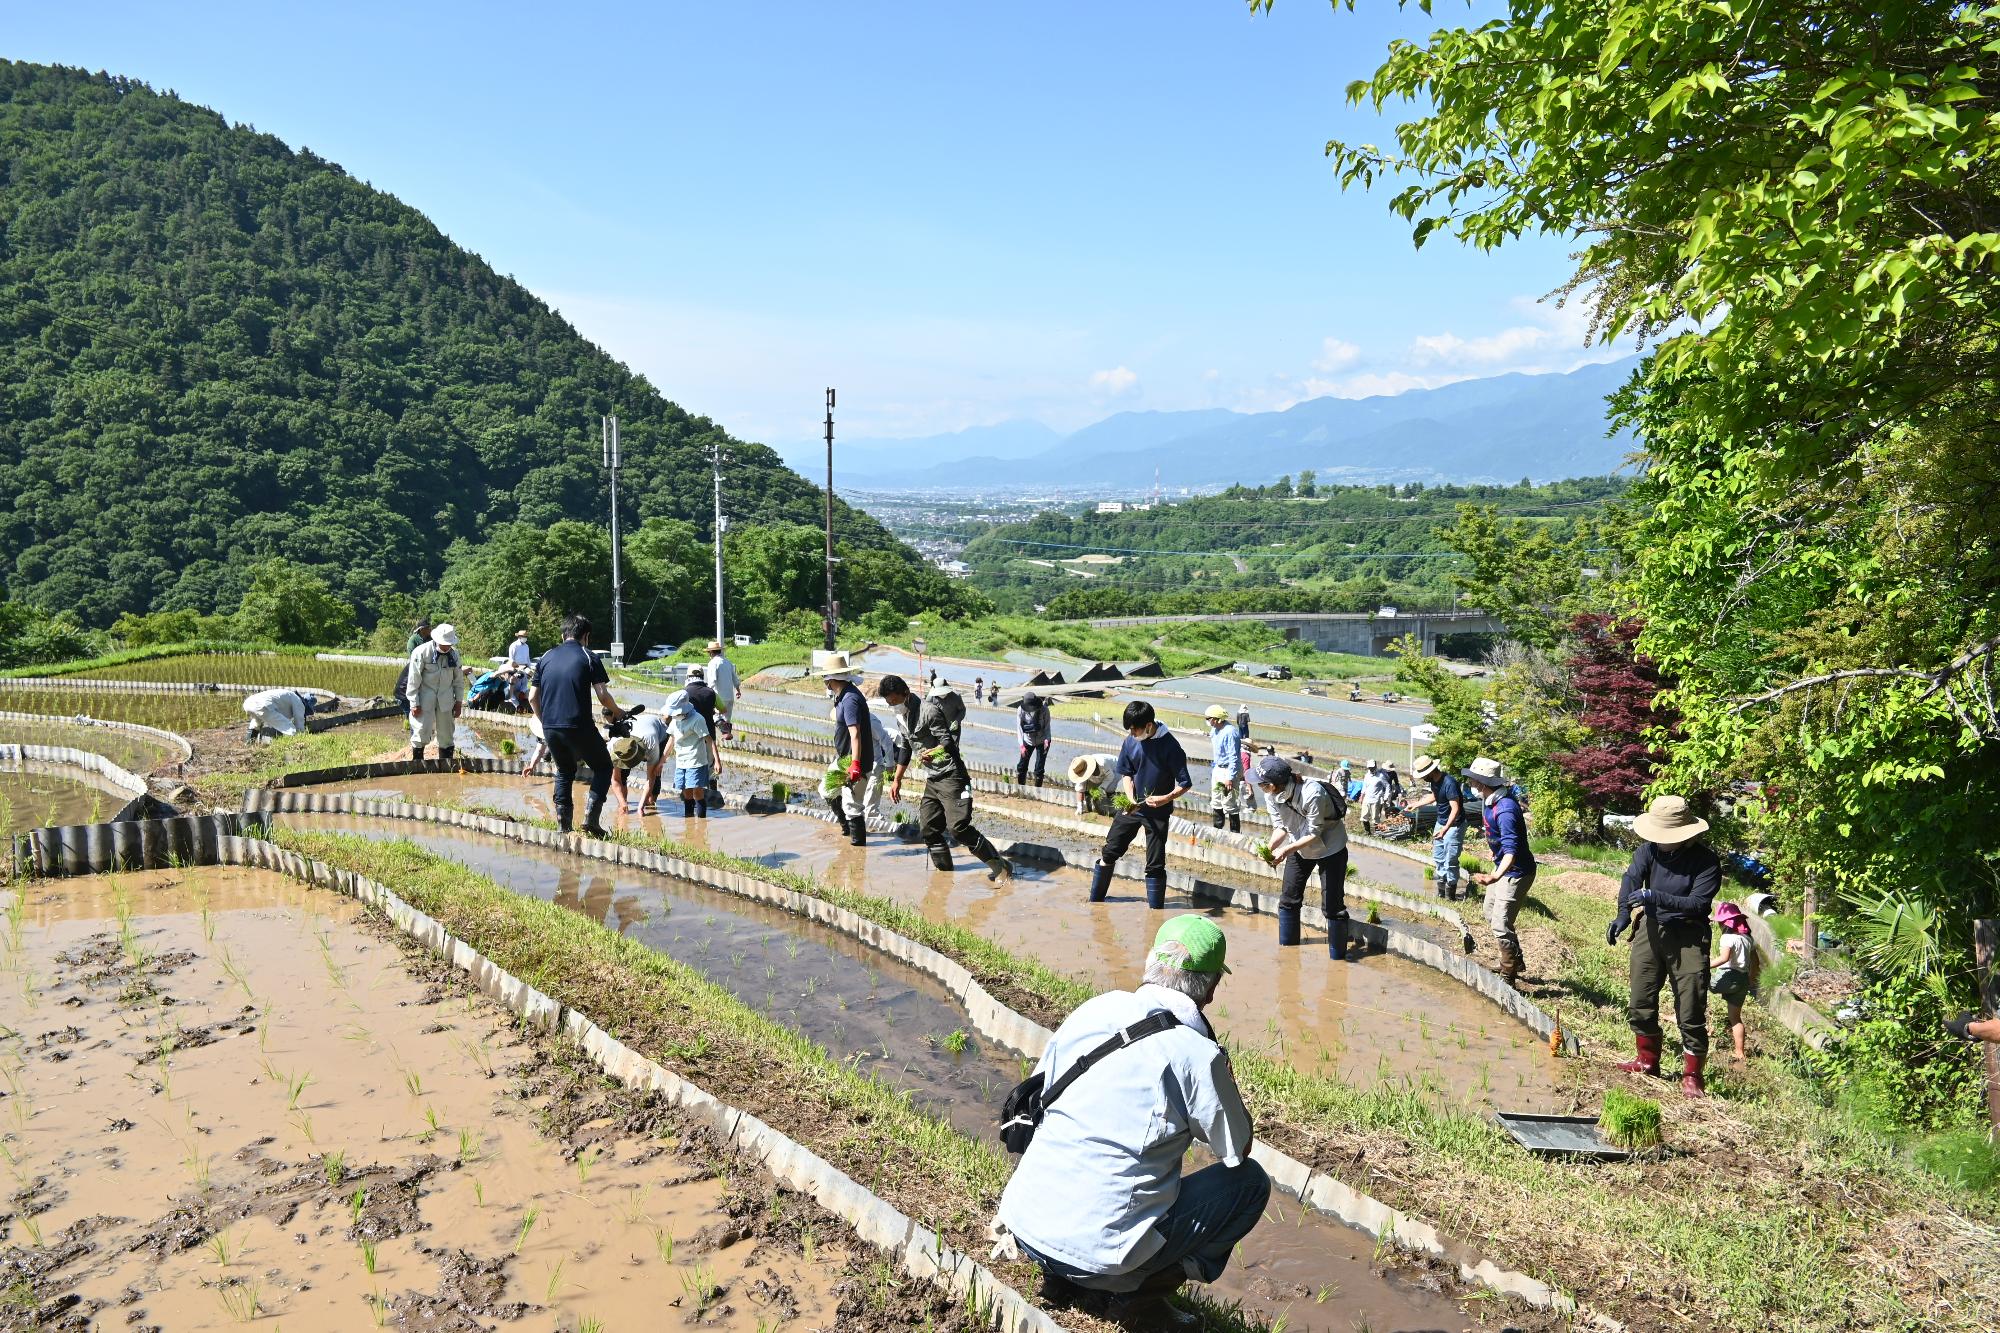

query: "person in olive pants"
xmin=1608 ymin=795 xmax=1723 ymax=1097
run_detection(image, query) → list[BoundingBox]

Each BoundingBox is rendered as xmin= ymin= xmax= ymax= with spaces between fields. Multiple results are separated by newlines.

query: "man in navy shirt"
xmin=1089 ymin=701 xmax=1191 ymax=910
xmin=528 ymin=612 xmax=629 ymax=837
xmin=1409 ymin=755 xmax=1468 ymax=901
xmin=823 ymin=660 xmax=875 ymax=847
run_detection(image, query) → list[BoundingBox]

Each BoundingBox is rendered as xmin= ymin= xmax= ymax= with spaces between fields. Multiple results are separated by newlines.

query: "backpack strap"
xmin=1037 ymin=1011 xmax=1182 ymax=1111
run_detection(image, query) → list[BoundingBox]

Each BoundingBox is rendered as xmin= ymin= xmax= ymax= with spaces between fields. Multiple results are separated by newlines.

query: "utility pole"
xmin=822 ymin=387 xmax=837 ymax=652
xmin=711 ymin=437 xmax=727 ymax=648
xmin=602 ymin=415 xmax=625 ymax=665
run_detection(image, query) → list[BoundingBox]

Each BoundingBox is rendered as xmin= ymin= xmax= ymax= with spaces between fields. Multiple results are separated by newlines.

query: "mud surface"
xmin=0 ymin=766 xmax=131 ymax=835
xmin=0 ymin=865 xmax=848 ymax=1330
xmin=277 ymin=792 xmax=1506 ymax=1331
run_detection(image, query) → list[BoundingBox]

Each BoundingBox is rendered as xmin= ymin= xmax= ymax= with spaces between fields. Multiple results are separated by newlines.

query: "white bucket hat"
xmin=431 ymin=623 xmax=460 ymax=648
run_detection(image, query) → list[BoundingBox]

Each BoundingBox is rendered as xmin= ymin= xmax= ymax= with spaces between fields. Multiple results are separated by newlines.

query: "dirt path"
xmin=0 ymin=865 xmax=888 ymax=1331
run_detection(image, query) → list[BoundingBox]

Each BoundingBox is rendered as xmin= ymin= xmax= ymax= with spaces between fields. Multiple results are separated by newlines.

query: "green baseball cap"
xmin=1150 ymin=914 xmax=1230 ymax=975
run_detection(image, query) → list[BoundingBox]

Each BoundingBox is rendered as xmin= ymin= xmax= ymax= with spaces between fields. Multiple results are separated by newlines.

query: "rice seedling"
xmin=1600 ymin=1087 xmax=1664 ymax=1151
xmin=580 ymin=1318 xmax=605 ymax=1333
xmin=184 ymin=1149 xmax=211 ymax=1187
xmin=206 ymin=1228 xmax=236 ymax=1266
xmin=679 ymin=1263 xmax=719 ymax=1316
xmin=402 ymin=1067 xmax=425 ymax=1098
xmin=348 ymin=1188 xmax=367 ymax=1224
xmin=322 ymin=1149 xmax=346 ymax=1185
xmin=652 ymin=1226 xmax=674 ymax=1263
xmin=216 ymin=1277 xmax=261 ymax=1323
xmin=456 ymin=1128 xmax=481 ymax=1164
xmin=285 ymin=1069 xmax=314 ymax=1110
xmin=513 ymin=1205 xmax=540 ymax=1253
xmin=360 ymin=1237 xmax=378 ymax=1274
xmin=544 ymin=1255 xmax=569 ymax=1301
xmin=620 ymin=1184 xmax=653 ymax=1226
xmin=471 ymin=1177 xmax=485 ymax=1206
xmin=419 ymin=1104 xmax=442 ymax=1140
xmin=368 ymin=1287 xmax=390 ymax=1326
xmin=19 ymin=1214 xmax=43 ymax=1247
xmin=941 ymin=1029 xmax=968 ymax=1054
xmin=575 ymin=1147 xmax=600 ymax=1185
xmin=289 ymin=1108 xmax=317 ymax=1144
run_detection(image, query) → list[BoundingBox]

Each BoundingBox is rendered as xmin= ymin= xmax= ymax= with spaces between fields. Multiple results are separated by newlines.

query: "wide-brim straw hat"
xmin=816 ymin=651 xmax=861 ymax=684
xmin=1460 ymin=756 xmax=1510 ymax=788
xmin=706 ymin=640 xmax=723 ymax=653
xmin=1635 ymin=794 xmax=1709 ymax=845
xmin=1412 ymin=754 xmax=1441 ymax=780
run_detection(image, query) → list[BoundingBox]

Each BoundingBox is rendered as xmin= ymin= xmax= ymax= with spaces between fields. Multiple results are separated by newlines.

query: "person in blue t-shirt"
xmin=1088 ymin=701 xmax=1192 ymax=910
xmin=1462 ymin=756 xmax=1535 ymax=986
xmin=528 ymin=612 xmax=630 ymax=837
xmin=1409 ymin=755 xmax=1468 ymax=902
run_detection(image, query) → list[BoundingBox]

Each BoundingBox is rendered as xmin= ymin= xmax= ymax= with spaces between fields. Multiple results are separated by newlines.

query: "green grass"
xmin=624 ymin=641 xmax=811 ymax=682
xmin=2 ymin=639 xmax=371 ymax=681
xmin=69 ymin=650 xmax=397 ymax=697
xmin=0 ymin=717 xmax=183 ymax=773
xmin=195 ymin=727 xmax=408 ymax=801
xmin=0 ymin=686 xmax=246 ymax=732
xmin=863 ymin=615 xmax=1387 ymax=679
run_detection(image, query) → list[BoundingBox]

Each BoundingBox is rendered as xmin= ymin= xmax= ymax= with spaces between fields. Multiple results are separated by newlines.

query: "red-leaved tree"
xmin=1551 ymin=614 xmax=1676 ymax=818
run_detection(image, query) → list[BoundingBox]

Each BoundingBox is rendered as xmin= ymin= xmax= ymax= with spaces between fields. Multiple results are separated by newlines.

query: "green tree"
xmin=1301 ymin=0 xmax=2000 ymax=1081
xmin=230 ymin=558 xmax=356 ymax=646
xmin=1296 ymin=469 xmax=1317 ymax=497
xmin=439 ymin=521 xmax=613 ymax=656
xmin=724 ymin=522 xmax=825 ymax=639
xmin=624 ymin=518 xmax=714 ymax=649
xmin=1387 ymin=634 xmax=1482 ymax=771
xmin=1441 ymin=506 xmax=1618 ymax=652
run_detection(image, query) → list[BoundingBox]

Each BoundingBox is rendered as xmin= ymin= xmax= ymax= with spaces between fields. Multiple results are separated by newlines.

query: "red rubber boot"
xmin=1681 ymin=1052 xmax=1707 ymax=1098
xmin=1614 ymin=1033 xmax=1662 ymax=1076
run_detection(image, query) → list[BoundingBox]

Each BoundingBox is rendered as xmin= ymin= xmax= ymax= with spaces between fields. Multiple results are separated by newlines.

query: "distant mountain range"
xmin=813 ymin=358 xmax=1644 ymax=493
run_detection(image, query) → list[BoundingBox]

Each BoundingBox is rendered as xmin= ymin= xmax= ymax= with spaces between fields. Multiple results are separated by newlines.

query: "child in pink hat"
xmin=1710 ymin=902 xmax=1755 ymax=1061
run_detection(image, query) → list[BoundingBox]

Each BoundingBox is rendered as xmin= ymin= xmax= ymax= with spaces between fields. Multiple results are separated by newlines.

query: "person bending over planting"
xmin=1088 ymin=701 xmax=1191 ymax=909
xmin=1608 ymin=794 xmax=1721 ymax=1096
xmin=992 ymin=914 xmax=1266 ymax=1329
xmin=1253 ymin=755 xmax=1351 ymax=957
xmin=608 ymin=707 xmax=672 ymax=815
xmin=879 ymin=675 xmax=1012 ymax=880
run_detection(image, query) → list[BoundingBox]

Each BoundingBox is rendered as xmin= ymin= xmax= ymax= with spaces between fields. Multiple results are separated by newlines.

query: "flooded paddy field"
xmin=0 ymin=716 xmax=184 ymax=775
xmin=0 ymin=864 xmax=849 ymax=1331
xmin=0 ymin=764 xmax=134 ymax=835
xmin=0 ymin=687 xmax=249 ymax=734
xmin=49 ymin=651 xmax=401 ymax=697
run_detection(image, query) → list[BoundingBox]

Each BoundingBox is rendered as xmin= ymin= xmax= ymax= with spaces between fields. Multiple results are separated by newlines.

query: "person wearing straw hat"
xmin=1068 ymin=752 xmax=1121 ymax=815
xmin=608 ymin=707 xmax=672 ymax=815
xmin=1461 ymin=756 xmax=1536 ymax=987
xmin=1253 ymin=755 xmax=1350 ymax=956
xmin=992 ymin=914 xmax=1265 ymax=1329
xmin=1202 ymin=705 xmax=1246 ymax=833
xmin=820 ymin=654 xmax=876 ymax=847
xmin=1609 ymin=795 xmax=1722 ymax=1096
xmin=1408 ymin=755 xmax=1467 ymax=901
xmin=406 ymin=622 xmax=465 ymax=768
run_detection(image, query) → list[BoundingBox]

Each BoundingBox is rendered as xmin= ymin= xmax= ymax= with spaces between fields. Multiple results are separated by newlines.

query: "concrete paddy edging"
xmin=236 ymin=790 xmax=1614 ymax=1328
xmin=15 ymin=813 xmax=1069 ymax=1333
xmin=0 ymin=742 xmax=150 ymax=802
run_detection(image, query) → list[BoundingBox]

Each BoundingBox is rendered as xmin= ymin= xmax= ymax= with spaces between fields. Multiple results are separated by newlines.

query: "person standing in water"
xmin=880 ymin=675 xmax=1012 ymax=880
xmin=1088 ymin=702 xmax=1191 ymax=910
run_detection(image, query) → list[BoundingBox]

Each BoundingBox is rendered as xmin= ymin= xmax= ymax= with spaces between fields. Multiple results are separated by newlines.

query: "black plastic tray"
xmin=1494 ymin=1111 xmax=1630 ymax=1160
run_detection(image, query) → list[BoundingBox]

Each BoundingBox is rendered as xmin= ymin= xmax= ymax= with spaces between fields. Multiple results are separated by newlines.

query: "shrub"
xmin=1805 ymin=968 xmax=1986 ymax=1134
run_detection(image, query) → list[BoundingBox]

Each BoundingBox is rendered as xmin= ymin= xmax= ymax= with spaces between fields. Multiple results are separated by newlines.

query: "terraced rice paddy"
xmin=0 ymin=716 xmax=183 ymax=774
xmin=47 ymin=651 xmax=401 ymax=697
xmin=0 ymin=687 xmax=248 ymax=732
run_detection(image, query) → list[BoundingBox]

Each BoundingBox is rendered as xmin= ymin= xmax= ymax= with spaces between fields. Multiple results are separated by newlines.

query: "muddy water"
xmin=0 ymin=716 xmax=183 ymax=774
xmin=0 ymin=765 xmax=129 ymax=833
xmin=283 ymin=798 xmax=1483 ymax=1330
xmin=0 ymin=866 xmax=843 ymax=1331
xmin=287 ymin=814 xmax=1027 ymax=1144
xmin=308 ymin=771 xmax=1567 ymax=1114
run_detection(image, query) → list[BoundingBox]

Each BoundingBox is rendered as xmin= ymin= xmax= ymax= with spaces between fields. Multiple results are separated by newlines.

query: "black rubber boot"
xmin=1330 ymin=910 xmax=1351 ymax=961
xmin=1088 ymin=863 xmax=1113 ymax=902
xmin=961 ymin=831 xmax=1009 ymax=880
xmin=928 ymin=843 xmax=955 ymax=872
xmin=1211 ymin=809 xmax=1225 ymax=829
xmin=1228 ymin=814 xmax=1241 ymax=834
xmin=581 ymin=792 xmax=607 ymax=838
xmin=683 ymin=797 xmax=696 ymax=819
xmin=1276 ymin=904 xmax=1301 ymax=946
xmin=437 ymin=746 xmax=454 ymax=767
xmin=695 ymin=798 xmax=708 ymax=820
xmin=410 ymin=745 xmax=425 ymax=769
xmin=849 ymin=820 xmax=867 ymax=847
xmin=1034 ymin=774 xmax=1044 ymax=788
xmin=1145 ymin=876 xmax=1166 ymax=910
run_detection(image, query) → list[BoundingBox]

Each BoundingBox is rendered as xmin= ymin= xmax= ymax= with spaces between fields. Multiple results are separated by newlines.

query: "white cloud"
xmin=1311 ymin=337 xmax=1361 ymax=372
xmin=1408 ymin=324 xmax=1552 ymax=366
xmin=1088 ymin=366 xmax=1140 ymax=397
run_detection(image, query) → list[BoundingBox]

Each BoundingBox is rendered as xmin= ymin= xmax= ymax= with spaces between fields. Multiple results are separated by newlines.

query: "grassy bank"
xmin=423 ymin=807 xmax=1997 ymax=1332
xmin=866 ymin=617 xmax=1386 ymax=679
xmin=273 ymin=830 xmax=1266 ymax=1333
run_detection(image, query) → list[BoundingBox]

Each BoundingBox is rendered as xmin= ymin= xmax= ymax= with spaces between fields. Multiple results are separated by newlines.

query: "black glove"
xmin=1606 ymin=915 xmax=1629 ymax=947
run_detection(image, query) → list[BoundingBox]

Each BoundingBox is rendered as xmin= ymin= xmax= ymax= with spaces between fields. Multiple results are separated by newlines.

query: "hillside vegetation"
xmin=0 ymin=62 xmax=915 ymax=631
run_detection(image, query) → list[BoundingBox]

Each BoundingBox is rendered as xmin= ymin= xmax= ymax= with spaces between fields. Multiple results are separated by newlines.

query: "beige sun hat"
xmin=1460 ymin=756 xmax=1511 ymax=789
xmin=430 ymin=623 xmax=460 ymax=648
xmin=1413 ymin=754 xmax=1441 ymax=780
xmin=1634 ymin=794 xmax=1709 ymax=845
xmin=816 ymin=650 xmax=861 ymax=684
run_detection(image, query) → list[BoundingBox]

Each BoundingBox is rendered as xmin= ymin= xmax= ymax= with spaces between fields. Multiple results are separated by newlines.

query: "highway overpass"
xmin=1079 ymin=610 xmax=1505 ymax=657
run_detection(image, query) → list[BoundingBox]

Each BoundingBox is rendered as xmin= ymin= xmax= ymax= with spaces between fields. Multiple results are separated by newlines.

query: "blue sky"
xmin=8 ymin=1 xmax=1625 ymax=445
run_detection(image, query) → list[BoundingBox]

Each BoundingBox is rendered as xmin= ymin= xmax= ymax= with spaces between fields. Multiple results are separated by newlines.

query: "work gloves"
xmin=1606 ymin=913 xmax=1630 ymax=947
xmin=846 ymin=756 xmax=862 ymax=783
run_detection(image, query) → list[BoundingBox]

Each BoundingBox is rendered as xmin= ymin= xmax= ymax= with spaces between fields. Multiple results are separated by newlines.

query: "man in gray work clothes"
xmin=992 ymin=915 xmax=1268 ymax=1327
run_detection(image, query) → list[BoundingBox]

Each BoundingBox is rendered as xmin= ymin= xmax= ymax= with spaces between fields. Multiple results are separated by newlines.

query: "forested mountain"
xmin=0 ymin=62 xmax=906 ymax=629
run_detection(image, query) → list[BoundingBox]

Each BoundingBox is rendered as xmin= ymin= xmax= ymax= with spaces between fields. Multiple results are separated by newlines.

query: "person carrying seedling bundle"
xmin=1409 ymin=755 xmax=1467 ymax=901
xmin=991 ymin=914 xmax=1265 ymax=1329
xmin=1607 ymin=795 xmax=1721 ymax=1096
xmin=608 ymin=707 xmax=672 ymax=814
xmin=1016 ymin=690 xmax=1053 ymax=786
xmin=820 ymin=657 xmax=876 ymax=847
xmin=1461 ymin=756 xmax=1536 ymax=988
xmin=878 ymin=674 xmax=1012 ymax=878
xmin=1088 ymin=701 xmax=1191 ymax=909
xmin=1252 ymin=755 xmax=1350 ymax=956
xmin=406 ymin=623 xmax=465 ymax=767
xmin=1202 ymin=705 xmax=1245 ymax=832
